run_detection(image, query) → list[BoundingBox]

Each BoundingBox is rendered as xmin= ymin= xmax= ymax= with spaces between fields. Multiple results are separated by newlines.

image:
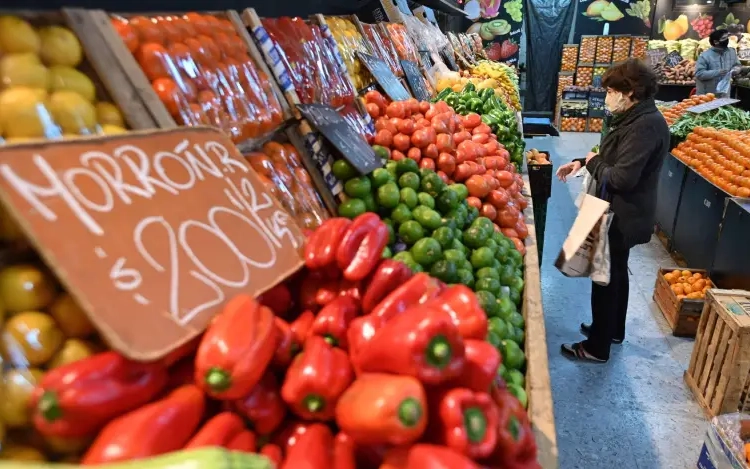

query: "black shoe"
xmin=560 ymin=342 xmax=608 ymax=363
xmin=580 ymin=323 xmax=624 ymax=344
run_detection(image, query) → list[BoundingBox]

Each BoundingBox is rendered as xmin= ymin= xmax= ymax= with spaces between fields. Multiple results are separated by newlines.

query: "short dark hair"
xmin=709 ymin=29 xmax=729 ymax=45
xmin=601 ymin=59 xmax=658 ymax=101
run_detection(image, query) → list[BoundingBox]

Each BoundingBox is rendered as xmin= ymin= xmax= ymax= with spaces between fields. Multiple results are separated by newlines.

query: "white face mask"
xmin=605 ymin=91 xmax=629 ymax=113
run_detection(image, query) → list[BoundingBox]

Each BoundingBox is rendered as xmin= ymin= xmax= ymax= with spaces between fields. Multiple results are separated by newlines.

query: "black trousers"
xmin=583 ymin=223 xmax=631 ymax=360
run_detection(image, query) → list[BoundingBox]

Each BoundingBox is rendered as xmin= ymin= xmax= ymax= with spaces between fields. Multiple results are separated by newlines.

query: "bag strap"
xmin=599 ymin=175 xmax=611 ymax=202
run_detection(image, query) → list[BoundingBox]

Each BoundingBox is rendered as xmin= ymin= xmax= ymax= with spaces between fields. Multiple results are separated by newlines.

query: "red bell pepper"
xmin=361 ymin=259 xmax=413 ymax=314
xmin=273 ymin=317 xmax=300 ymax=368
xmin=81 ymin=385 xmax=205 ymax=464
xmin=281 ymin=336 xmax=353 ymax=420
xmin=280 ymin=423 xmax=333 ymax=469
xmin=338 ymin=278 xmax=363 ymax=301
xmin=448 ymin=340 xmax=501 ymax=393
xmin=488 ymin=388 xmax=538 ymax=467
xmin=316 ymin=277 xmax=342 ymax=306
xmin=434 ymin=388 xmax=499 ymax=459
xmin=260 ymin=443 xmax=283 ymax=466
xmin=310 ymin=296 xmax=360 ymax=349
xmin=336 ymin=213 xmax=389 ymax=281
xmin=305 ymin=217 xmax=351 ymax=270
xmin=290 ymin=310 xmax=315 ymax=344
xmin=258 ymin=282 xmax=293 ymax=317
xmin=195 ymin=295 xmax=276 ymax=399
xmin=226 ymin=430 xmax=257 ymax=452
xmin=160 ymin=336 xmax=201 ymax=367
xmin=185 ymin=412 xmax=250 ymax=450
xmin=273 ymin=421 xmax=313 ymax=453
xmin=30 ymin=351 xmax=168 ymax=438
xmin=231 ymin=371 xmax=286 ymax=435
xmin=333 ymin=432 xmax=357 ymax=469
xmin=165 ymin=358 xmax=196 ymax=391
xmin=406 ymin=444 xmax=481 ymax=469
xmin=335 ymin=373 xmax=427 ymax=446
xmin=423 ymin=285 xmax=488 ymax=340
xmin=355 ymin=306 xmax=466 ymax=385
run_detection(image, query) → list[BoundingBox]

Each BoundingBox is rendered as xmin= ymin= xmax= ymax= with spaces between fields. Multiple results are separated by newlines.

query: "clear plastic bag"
xmin=324 ymin=17 xmax=373 ymax=90
xmin=386 ymin=23 xmax=420 ymax=65
xmin=0 ymin=14 xmax=130 ymax=146
xmin=361 ymin=24 xmax=402 ymax=77
xmin=111 ymin=13 xmax=285 ymax=143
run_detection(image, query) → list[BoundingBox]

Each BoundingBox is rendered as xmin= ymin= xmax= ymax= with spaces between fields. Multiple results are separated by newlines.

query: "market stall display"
xmin=468 ymin=61 xmax=521 ymax=111
xmin=360 ymin=22 xmax=402 ymax=78
xmin=560 ymin=117 xmax=587 ymax=132
xmin=631 ymin=36 xmax=648 ymax=59
xmin=321 ymin=16 xmax=373 ymax=91
xmin=574 ymin=67 xmax=593 ymax=87
xmin=670 ymin=105 xmax=750 ymax=141
xmin=595 ymin=36 xmax=613 ymax=64
xmin=560 ymin=45 xmax=578 ymax=72
xmin=660 ymin=93 xmax=715 ymax=126
xmin=0 ymin=12 xmax=153 ymax=145
xmin=611 ymin=36 xmax=631 ymax=62
xmin=579 ymin=36 xmax=596 ymax=64
xmin=653 ymin=267 xmax=714 ymax=337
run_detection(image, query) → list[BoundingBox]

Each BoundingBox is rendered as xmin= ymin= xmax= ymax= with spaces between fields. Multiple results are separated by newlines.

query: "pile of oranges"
xmin=664 ymin=269 xmax=712 ymax=301
xmin=672 ymin=127 xmax=750 ymax=197
xmin=661 ymin=94 xmax=715 ymax=126
xmin=111 ymin=13 xmax=285 ymax=142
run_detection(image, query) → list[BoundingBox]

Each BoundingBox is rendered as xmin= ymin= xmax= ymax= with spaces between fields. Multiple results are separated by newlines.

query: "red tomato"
xmin=389 ymin=117 xmax=402 ymax=130
xmin=366 ymin=103 xmax=380 ymax=119
xmin=498 ymin=207 xmax=520 ymax=228
xmin=391 ymin=150 xmax=406 ymax=161
xmin=386 ymin=102 xmax=407 ymax=119
xmin=495 ymin=170 xmax=514 ymax=188
xmin=453 ymin=131 xmax=472 ymax=145
xmin=462 ymin=113 xmax=481 ymax=129
xmin=412 ymin=128 xmax=434 ymax=149
xmin=431 ymin=115 xmax=450 ymax=134
xmin=455 ymin=149 xmax=469 ymax=164
xmin=454 ymin=164 xmax=472 ymax=182
xmin=483 ymin=156 xmax=500 ymax=170
xmin=412 ymin=113 xmax=424 ymax=121
xmin=416 ymin=118 xmax=431 ymax=129
xmin=423 ymin=143 xmax=439 ymax=159
xmin=493 ymin=223 xmax=502 ymax=233
xmin=437 ymin=152 xmax=456 ymax=175
xmin=497 ymin=148 xmax=510 ymax=159
xmin=466 ymin=175 xmax=490 ymax=198
xmin=434 ymin=101 xmax=451 ymax=114
xmin=511 ymin=238 xmax=526 ymax=255
xmin=507 ymin=182 xmax=520 ymax=196
xmin=374 ymin=129 xmax=393 ymax=148
xmin=466 ymin=196 xmax=482 ymax=209
xmin=469 ymin=161 xmax=485 ymax=175
xmin=437 ymin=170 xmax=449 ymax=183
xmin=483 ymin=141 xmax=499 ymax=155
xmin=481 ymin=203 xmax=497 ymax=221
xmin=420 ymin=158 xmax=435 ymax=170
xmin=472 ymin=123 xmax=492 ymax=135
xmin=393 ymin=133 xmax=411 ymax=152
xmin=483 ymin=173 xmax=499 ymax=190
xmin=365 ymin=90 xmax=387 ymax=108
xmin=375 ymin=118 xmax=397 ymax=135
xmin=501 ymin=228 xmax=519 ymax=238
xmin=457 ymin=141 xmax=479 ymax=161
xmin=516 ymin=195 xmax=529 ymax=210
xmin=425 ymin=105 xmax=437 ymax=121
xmin=436 ymin=133 xmax=454 ymax=153
xmin=406 ymin=98 xmax=420 ymax=115
xmin=487 ymin=189 xmax=510 ymax=209
xmin=419 ymin=101 xmax=430 ymax=113
xmin=472 ymin=133 xmax=490 ymax=144
xmin=515 ymin=220 xmax=529 ymax=239
xmin=397 ymin=119 xmax=415 ymax=135
xmin=407 ymin=147 xmax=422 ymax=162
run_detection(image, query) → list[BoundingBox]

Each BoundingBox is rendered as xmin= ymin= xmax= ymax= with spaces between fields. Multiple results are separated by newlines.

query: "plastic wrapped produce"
xmin=595 ymin=36 xmax=613 ymax=63
xmin=575 ymin=66 xmax=593 ymax=86
xmin=262 ymin=17 xmax=355 ymax=108
xmin=557 ymin=74 xmax=574 ymax=97
xmin=324 ymin=16 xmax=373 ymax=90
xmin=111 ymin=13 xmax=285 ymax=143
xmin=631 ymin=36 xmax=648 ymax=59
xmin=361 ymin=23 xmax=402 ymax=77
xmin=387 ymin=23 xmax=420 ymax=64
xmin=0 ymin=14 xmax=130 ymax=145
xmin=579 ymin=36 xmax=596 ymax=63
xmin=612 ymin=36 xmax=631 ymax=62
xmin=561 ymin=45 xmax=578 ymax=71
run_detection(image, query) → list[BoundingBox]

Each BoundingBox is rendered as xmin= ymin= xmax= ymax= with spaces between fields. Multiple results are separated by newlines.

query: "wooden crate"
xmin=653 ymin=267 xmax=714 ymax=337
xmin=685 ymin=289 xmax=750 ymax=418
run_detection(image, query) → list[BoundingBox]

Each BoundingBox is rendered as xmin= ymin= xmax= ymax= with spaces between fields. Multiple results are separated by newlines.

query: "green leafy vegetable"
xmin=670 ymin=106 xmax=750 ymax=139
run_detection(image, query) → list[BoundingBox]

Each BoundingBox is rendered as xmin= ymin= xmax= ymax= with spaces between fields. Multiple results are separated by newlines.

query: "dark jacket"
xmin=583 ymin=99 xmax=669 ymax=248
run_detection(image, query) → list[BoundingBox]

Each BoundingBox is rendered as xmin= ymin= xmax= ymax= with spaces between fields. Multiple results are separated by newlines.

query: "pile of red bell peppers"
xmin=27 ymin=213 xmax=537 ymax=468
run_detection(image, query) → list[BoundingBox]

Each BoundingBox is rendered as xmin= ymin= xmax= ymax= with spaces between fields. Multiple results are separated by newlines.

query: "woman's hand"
xmin=556 ymin=160 xmax=582 ymax=182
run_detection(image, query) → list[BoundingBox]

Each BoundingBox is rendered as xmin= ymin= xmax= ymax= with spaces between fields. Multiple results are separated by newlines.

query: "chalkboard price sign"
xmin=647 ymin=48 xmax=667 ymax=69
xmin=0 ymin=127 xmax=305 ymax=360
xmin=357 ymin=52 xmax=411 ymax=102
xmin=588 ymin=89 xmax=606 ymax=118
xmin=297 ymin=103 xmax=382 ymax=175
xmin=401 ymin=60 xmax=432 ymax=102
xmin=666 ymin=51 xmax=683 ymax=68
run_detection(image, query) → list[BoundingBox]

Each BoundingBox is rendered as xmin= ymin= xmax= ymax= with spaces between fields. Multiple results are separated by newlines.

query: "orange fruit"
xmin=197 ymin=35 xmax=221 ymax=67
xmin=681 ymin=270 xmax=691 ymax=277
xmin=152 ymin=77 xmax=186 ymax=117
xmin=186 ymin=13 xmax=212 ymax=35
xmin=664 ymin=272 xmax=676 ymax=284
xmin=137 ymin=42 xmax=172 ymax=81
xmin=671 ymin=269 xmax=681 ymax=277
xmin=683 ymin=284 xmax=693 ymax=295
xmin=111 ymin=18 xmax=139 ymax=53
xmin=129 ymin=16 xmax=163 ymax=44
xmin=671 ymin=284 xmax=684 ymax=295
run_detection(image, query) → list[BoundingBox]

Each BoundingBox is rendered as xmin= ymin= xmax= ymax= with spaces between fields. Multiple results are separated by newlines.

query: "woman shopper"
xmin=555 ymin=59 xmax=669 ymax=363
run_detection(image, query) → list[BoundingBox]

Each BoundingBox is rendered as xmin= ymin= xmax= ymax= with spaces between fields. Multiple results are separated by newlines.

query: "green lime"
xmin=377 ymin=182 xmax=400 ymax=209
xmin=398 ymin=220 xmax=425 ymax=245
xmin=508 ymin=249 xmax=523 ymax=267
xmin=436 ymin=189 xmax=460 ymax=213
xmin=447 ymin=183 xmax=469 ymax=200
xmin=411 ymin=237 xmax=442 ymax=267
xmin=470 ymin=247 xmax=495 ymax=269
xmin=400 ymin=187 xmax=418 ymax=209
xmin=507 ymin=383 xmax=528 ymax=408
xmin=393 ymin=251 xmax=415 ymax=265
xmin=509 ymin=287 xmax=521 ymax=306
xmin=475 ymin=290 xmax=498 ymax=316
xmin=508 ymin=311 xmax=524 ymax=328
xmin=398 ymin=172 xmax=421 ymax=191
xmin=506 ymin=368 xmax=525 ymax=388
xmin=430 ymin=259 xmax=458 ymax=283
xmin=410 ymin=263 xmax=424 ymax=273
xmin=453 ymin=228 xmax=464 ymax=242
xmin=486 ymin=330 xmax=501 ymax=349
xmin=463 ymin=226 xmax=490 ymax=249
xmin=484 ymin=239 xmax=498 ymax=254
xmin=445 ymin=210 xmax=466 ymax=230
xmin=512 ymin=326 xmax=525 ymax=344
xmin=472 ymin=216 xmax=495 ymax=234
xmin=382 ymin=218 xmax=396 ymax=244
xmin=372 ymin=144 xmax=390 ymax=160
xmin=475 ymin=277 xmax=501 ymax=296
xmin=466 ymin=205 xmax=479 ymax=225
xmin=417 ymin=192 xmax=435 ymax=209
xmin=385 ymin=160 xmax=398 ymax=176
xmin=499 ymin=265 xmax=516 ymax=286
xmin=432 ymin=226 xmax=455 ymax=249
xmin=381 ymin=246 xmax=392 ymax=258
xmin=332 ymin=159 xmax=357 ymax=181
xmin=420 ymin=171 xmax=445 ymax=197
xmin=501 ymin=340 xmax=525 ymax=370
xmin=457 ymin=259 xmax=473 ymax=272
xmin=370 ymin=168 xmax=393 ymax=188
xmin=511 ymin=276 xmax=524 ymax=293
xmin=414 ymin=209 xmax=442 ymax=230
xmin=361 ymin=193 xmax=378 ymax=212
xmin=396 ymin=158 xmax=419 ymax=175
xmin=497 ymin=364 xmax=507 ymax=381
xmin=476 ymin=267 xmax=500 ymax=280
xmin=489 ymin=317 xmax=509 ymax=340
xmin=440 ymin=217 xmax=457 ymax=231
xmin=443 ymin=249 xmax=466 ymax=263
xmin=456 ymin=269 xmax=474 ymax=288
xmin=497 ymin=296 xmax=516 ymax=321
xmin=337 ymin=199 xmax=366 ymax=219
xmin=391 ymin=204 xmax=413 ymax=225
xmin=451 ymin=239 xmax=469 ymax=255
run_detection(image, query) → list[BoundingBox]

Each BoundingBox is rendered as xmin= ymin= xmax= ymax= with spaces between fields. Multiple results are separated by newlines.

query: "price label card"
xmin=401 ymin=60 xmax=432 ymax=102
xmin=357 ymin=52 xmax=411 ymax=101
xmin=588 ymin=89 xmax=606 ymax=118
xmin=687 ymin=97 xmax=740 ymax=113
xmin=298 ymin=103 xmax=382 ymax=175
xmin=647 ymin=48 xmax=667 ymax=69
xmin=0 ymin=127 xmax=304 ymax=361
xmin=666 ymin=50 xmax=683 ymax=67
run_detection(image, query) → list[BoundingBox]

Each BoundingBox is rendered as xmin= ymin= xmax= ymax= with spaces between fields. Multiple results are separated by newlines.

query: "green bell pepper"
xmin=468 ymin=98 xmax=483 ymax=113
xmin=479 ymin=88 xmax=494 ymax=102
xmin=462 ymin=82 xmax=476 ymax=93
xmin=436 ymin=88 xmax=453 ymax=101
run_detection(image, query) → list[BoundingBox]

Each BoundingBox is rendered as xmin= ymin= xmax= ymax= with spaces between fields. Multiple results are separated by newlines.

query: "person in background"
xmin=555 ymin=59 xmax=669 ymax=363
xmin=695 ymin=30 xmax=745 ymax=96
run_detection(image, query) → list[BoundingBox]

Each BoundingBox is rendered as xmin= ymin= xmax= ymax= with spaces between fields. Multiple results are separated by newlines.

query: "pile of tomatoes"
xmin=672 ymin=127 xmax=750 ymax=198
xmin=364 ymin=91 xmax=528 ymax=247
xmin=111 ymin=13 xmax=285 ymax=142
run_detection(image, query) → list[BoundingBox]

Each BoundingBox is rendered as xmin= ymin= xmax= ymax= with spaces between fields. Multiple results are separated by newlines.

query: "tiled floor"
xmin=530 ymin=133 xmax=707 ymax=469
